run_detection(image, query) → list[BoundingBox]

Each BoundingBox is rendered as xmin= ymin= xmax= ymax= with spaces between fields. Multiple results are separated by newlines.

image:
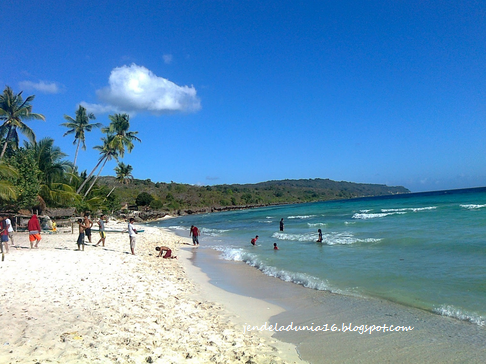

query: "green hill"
xmin=97 ymin=177 xmax=410 ymax=215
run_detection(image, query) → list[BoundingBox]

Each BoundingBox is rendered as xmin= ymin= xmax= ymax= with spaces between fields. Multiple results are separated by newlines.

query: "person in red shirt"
xmin=190 ymin=225 xmax=200 ymax=246
xmin=251 ymin=235 xmax=259 ymax=246
xmin=27 ymin=214 xmax=42 ymax=249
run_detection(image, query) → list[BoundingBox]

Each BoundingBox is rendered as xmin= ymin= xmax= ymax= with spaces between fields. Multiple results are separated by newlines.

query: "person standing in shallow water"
xmin=190 ymin=225 xmax=200 ymax=246
xmin=280 ymin=218 xmax=284 ymax=231
xmin=317 ymin=229 xmax=323 ymax=243
xmin=251 ymin=235 xmax=259 ymax=246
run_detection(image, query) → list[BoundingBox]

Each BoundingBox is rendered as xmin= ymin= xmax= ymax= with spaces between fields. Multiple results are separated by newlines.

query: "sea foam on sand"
xmin=0 ymin=221 xmax=301 ymax=363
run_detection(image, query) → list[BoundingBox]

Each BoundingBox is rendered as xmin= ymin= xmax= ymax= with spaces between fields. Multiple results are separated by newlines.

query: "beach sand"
xmin=0 ymin=221 xmax=303 ymax=363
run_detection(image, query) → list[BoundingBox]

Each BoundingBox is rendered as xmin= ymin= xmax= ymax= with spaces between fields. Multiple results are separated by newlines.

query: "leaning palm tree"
xmin=77 ymin=137 xmax=119 ymax=196
xmin=115 ymin=162 xmax=134 ymax=184
xmin=102 ymin=113 xmax=141 ymax=158
xmin=77 ymin=113 xmax=140 ymax=195
xmin=61 ymin=106 xmax=101 ymax=182
xmin=0 ymin=86 xmax=45 ymax=159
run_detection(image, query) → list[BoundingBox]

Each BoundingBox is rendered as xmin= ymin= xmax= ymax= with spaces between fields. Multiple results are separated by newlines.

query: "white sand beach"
xmin=0 ymin=221 xmax=303 ymax=363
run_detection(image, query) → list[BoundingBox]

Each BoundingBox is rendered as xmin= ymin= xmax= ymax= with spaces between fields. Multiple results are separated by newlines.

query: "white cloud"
xmin=163 ymin=54 xmax=173 ymax=64
xmin=85 ymin=64 xmax=201 ymax=115
xmin=19 ymin=80 xmax=63 ymax=94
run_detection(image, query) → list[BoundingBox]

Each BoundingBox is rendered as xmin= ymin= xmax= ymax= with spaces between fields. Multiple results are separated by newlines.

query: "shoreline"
xmin=0 ymin=223 xmax=301 ymax=363
xmin=183 ymin=234 xmax=486 ymax=363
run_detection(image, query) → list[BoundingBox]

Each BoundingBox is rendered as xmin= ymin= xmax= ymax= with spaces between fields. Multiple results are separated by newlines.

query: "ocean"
xmin=152 ymin=187 xmax=486 ymax=328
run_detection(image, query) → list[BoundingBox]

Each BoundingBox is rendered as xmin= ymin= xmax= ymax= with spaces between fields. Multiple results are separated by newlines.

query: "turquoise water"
xmin=152 ymin=187 xmax=486 ymax=326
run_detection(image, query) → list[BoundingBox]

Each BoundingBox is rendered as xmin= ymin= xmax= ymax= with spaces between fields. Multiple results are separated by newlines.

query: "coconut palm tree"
xmin=61 ymin=106 xmax=101 ymax=182
xmin=0 ymin=161 xmax=19 ymax=200
xmin=77 ymin=113 xmax=140 ymax=195
xmin=78 ymin=137 xmax=119 ymax=196
xmin=102 ymin=113 xmax=141 ymax=158
xmin=115 ymin=162 xmax=134 ymax=184
xmin=0 ymin=86 xmax=45 ymax=159
xmin=24 ymin=137 xmax=71 ymax=185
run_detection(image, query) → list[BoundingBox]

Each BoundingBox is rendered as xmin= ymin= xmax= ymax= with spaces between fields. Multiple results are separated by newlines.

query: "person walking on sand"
xmin=27 ymin=214 xmax=42 ymax=249
xmin=251 ymin=235 xmax=259 ymax=246
xmin=155 ymin=246 xmax=177 ymax=259
xmin=83 ymin=213 xmax=93 ymax=244
xmin=0 ymin=216 xmax=9 ymax=254
xmin=280 ymin=218 xmax=284 ymax=231
xmin=96 ymin=214 xmax=107 ymax=247
xmin=76 ymin=219 xmax=88 ymax=251
xmin=190 ymin=225 xmax=200 ymax=246
xmin=128 ymin=218 xmax=138 ymax=255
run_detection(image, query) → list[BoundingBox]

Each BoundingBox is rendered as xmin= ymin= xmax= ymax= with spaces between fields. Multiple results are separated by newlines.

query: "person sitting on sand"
xmin=251 ymin=235 xmax=259 ymax=246
xmin=155 ymin=246 xmax=177 ymax=259
xmin=274 ymin=243 xmax=279 ymax=250
xmin=76 ymin=219 xmax=88 ymax=251
xmin=317 ymin=229 xmax=323 ymax=243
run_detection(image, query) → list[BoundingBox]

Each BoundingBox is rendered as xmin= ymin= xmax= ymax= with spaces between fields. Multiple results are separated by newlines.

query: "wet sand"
xmin=187 ymin=245 xmax=486 ymax=363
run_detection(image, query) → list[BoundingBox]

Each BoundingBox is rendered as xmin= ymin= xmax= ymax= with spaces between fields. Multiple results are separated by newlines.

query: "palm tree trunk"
xmin=84 ymin=157 xmax=109 ymax=197
xmin=0 ymin=127 xmax=12 ymax=159
xmin=76 ymin=157 xmax=104 ymax=194
xmin=106 ymin=186 xmax=116 ymax=198
xmin=69 ymin=139 xmax=81 ymax=183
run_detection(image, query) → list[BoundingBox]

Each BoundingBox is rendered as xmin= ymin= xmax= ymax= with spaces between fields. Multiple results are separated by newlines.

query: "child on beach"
xmin=274 ymin=243 xmax=279 ymax=250
xmin=76 ymin=219 xmax=88 ymax=251
xmin=251 ymin=235 xmax=259 ymax=246
xmin=27 ymin=214 xmax=41 ymax=249
xmin=128 ymin=218 xmax=138 ymax=255
xmin=155 ymin=246 xmax=177 ymax=259
xmin=96 ymin=215 xmax=107 ymax=247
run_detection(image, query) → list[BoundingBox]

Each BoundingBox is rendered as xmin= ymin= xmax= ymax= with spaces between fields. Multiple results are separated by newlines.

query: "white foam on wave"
xmin=434 ymin=305 xmax=485 ymax=326
xmin=381 ymin=206 xmax=437 ymax=213
xmin=352 ymin=212 xmax=406 ymax=219
xmin=271 ymin=232 xmax=379 ymax=245
xmin=200 ymin=227 xmax=230 ymax=236
xmin=168 ymin=225 xmax=188 ymax=231
xmin=460 ymin=204 xmax=486 ymax=210
xmin=287 ymin=215 xmax=315 ymax=219
xmin=213 ymin=246 xmax=337 ymax=292
xmin=307 ymin=223 xmax=327 ymax=227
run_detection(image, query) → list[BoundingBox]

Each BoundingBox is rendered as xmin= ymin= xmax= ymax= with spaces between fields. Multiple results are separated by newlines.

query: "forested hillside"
xmin=98 ymin=177 xmax=410 ymax=214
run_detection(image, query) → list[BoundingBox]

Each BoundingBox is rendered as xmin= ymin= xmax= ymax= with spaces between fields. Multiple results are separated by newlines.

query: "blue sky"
xmin=2 ymin=0 xmax=486 ymax=192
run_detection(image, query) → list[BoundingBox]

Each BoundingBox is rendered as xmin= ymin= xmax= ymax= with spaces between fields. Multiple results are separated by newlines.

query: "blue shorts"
xmin=1 ymin=235 xmax=8 ymax=242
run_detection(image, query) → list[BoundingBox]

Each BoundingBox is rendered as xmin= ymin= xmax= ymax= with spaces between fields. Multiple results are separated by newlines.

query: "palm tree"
xmin=0 ymin=86 xmax=45 ymax=159
xmin=24 ymin=137 xmax=71 ymax=185
xmin=0 ymin=161 xmax=19 ymax=200
xmin=115 ymin=162 xmax=134 ymax=184
xmin=102 ymin=113 xmax=141 ymax=158
xmin=78 ymin=137 xmax=119 ymax=196
xmin=61 ymin=106 xmax=101 ymax=182
xmin=77 ymin=113 xmax=140 ymax=195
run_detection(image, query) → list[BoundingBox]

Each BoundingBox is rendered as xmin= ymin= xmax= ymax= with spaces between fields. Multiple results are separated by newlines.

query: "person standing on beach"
xmin=251 ymin=235 xmax=259 ymax=246
xmin=76 ymin=219 xmax=88 ymax=251
xmin=5 ymin=216 xmax=15 ymax=248
xmin=280 ymin=218 xmax=284 ymax=231
xmin=0 ymin=216 xmax=9 ymax=253
xmin=190 ymin=225 xmax=200 ymax=246
xmin=83 ymin=213 xmax=93 ymax=244
xmin=96 ymin=214 xmax=107 ymax=247
xmin=28 ymin=214 xmax=42 ymax=249
xmin=128 ymin=218 xmax=138 ymax=255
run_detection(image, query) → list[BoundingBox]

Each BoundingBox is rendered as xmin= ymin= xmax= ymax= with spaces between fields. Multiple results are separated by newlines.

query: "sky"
xmin=2 ymin=0 xmax=486 ymax=192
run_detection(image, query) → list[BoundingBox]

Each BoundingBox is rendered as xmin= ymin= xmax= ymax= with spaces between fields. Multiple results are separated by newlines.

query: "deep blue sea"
xmin=152 ymin=187 xmax=486 ymax=327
